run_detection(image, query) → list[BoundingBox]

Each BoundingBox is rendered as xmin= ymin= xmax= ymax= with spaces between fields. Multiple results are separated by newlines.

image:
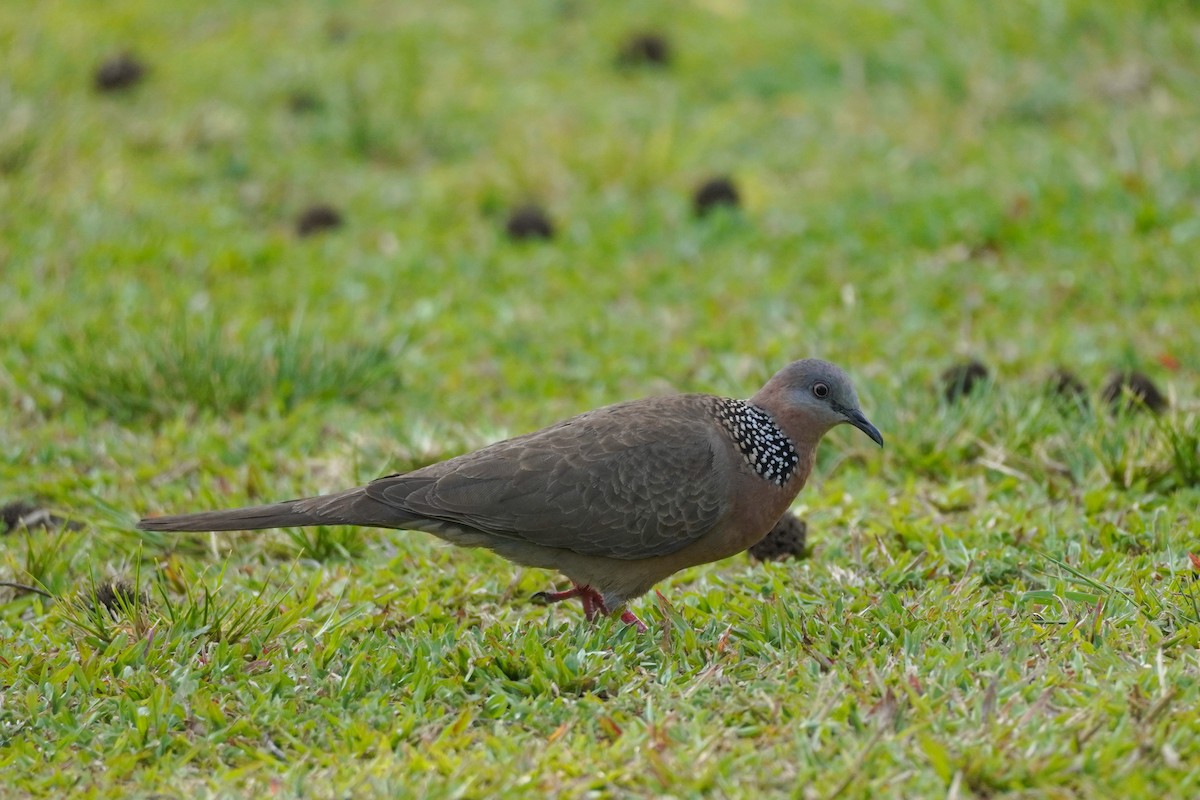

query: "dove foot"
xmin=532 ymin=583 xmax=644 ymax=629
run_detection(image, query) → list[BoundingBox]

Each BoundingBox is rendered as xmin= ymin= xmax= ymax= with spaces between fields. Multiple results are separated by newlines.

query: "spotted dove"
xmin=139 ymin=359 xmax=883 ymax=629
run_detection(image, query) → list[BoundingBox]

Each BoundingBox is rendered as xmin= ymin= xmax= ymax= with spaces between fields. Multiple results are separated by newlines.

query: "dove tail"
xmin=138 ymin=501 xmax=322 ymax=532
xmin=137 ymin=487 xmax=403 ymax=532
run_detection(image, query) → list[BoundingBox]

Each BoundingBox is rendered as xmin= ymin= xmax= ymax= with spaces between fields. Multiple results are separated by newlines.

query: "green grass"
xmin=37 ymin=312 xmax=408 ymax=423
xmin=3 ymin=0 xmax=1200 ymax=796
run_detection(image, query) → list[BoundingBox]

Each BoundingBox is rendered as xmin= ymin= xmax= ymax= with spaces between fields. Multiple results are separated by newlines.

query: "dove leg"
xmin=532 ymin=584 xmax=646 ymax=630
xmin=620 ymin=609 xmax=649 ymax=632
xmin=531 ymin=586 xmax=586 ymax=605
xmin=532 ymin=584 xmax=600 ymax=618
xmin=583 ymin=589 xmax=646 ymax=631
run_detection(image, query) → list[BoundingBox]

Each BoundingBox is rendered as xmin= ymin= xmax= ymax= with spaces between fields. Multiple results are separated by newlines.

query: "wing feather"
xmin=364 ymin=395 xmax=731 ymax=559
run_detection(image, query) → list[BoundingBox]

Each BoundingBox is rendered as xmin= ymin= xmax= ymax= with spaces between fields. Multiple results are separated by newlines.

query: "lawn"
xmin=3 ymin=0 xmax=1200 ymax=797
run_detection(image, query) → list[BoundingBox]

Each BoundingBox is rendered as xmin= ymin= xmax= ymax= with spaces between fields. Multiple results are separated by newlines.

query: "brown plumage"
xmin=139 ymin=359 xmax=883 ymax=629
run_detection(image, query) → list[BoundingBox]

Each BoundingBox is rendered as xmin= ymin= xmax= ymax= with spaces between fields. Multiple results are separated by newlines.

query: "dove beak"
xmin=845 ymin=409 xmax=884 ymax=447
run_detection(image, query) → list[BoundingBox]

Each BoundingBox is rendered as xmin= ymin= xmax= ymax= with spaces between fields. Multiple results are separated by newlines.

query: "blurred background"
xmin=4 ymin=0 xmax=1196 ymax=432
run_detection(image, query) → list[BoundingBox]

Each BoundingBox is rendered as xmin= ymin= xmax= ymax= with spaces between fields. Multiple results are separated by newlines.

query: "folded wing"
xmin=365 ymin=396 xmax=731 ymax=560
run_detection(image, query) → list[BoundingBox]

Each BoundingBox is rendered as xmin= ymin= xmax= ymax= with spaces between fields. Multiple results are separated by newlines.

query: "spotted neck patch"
xmin=713 ymin=399 xmax=799 ymax=486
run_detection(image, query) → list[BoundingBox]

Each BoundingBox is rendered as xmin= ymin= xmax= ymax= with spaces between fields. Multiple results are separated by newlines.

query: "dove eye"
xmin=813 ymin=382 xmax=829 ymax=399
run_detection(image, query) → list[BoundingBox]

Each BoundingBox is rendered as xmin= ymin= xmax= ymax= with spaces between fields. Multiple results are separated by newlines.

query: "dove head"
xmin=751 ymin=359 xmax=884 ymax=449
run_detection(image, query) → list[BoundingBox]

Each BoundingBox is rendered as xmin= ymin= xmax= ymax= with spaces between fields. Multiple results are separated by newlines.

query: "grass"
xmin=3 ymin=0 xmax=1200 ymax=796
xmin=37 ymin=312 xmax=408 ymax=423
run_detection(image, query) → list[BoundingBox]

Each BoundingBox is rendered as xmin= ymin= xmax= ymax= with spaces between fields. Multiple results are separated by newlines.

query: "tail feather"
xmin=137 ymin=501 xmax=323 ymax=532
xmin=138 ymin=487 xmax=407 ymax=532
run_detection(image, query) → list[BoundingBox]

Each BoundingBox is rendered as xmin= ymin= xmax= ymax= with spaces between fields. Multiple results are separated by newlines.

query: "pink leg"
xmin=579 ymin=589 xmax=597 ymax=620
xmin=533 ymin=584 xmax=646 ymax=631
xmin=533 ymin=583 xmax=604 ymax=620
xmin=620 ymin=609 xmax=649 ymax=632
xmin=532 ymin=586 xmax=585 ymax=604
